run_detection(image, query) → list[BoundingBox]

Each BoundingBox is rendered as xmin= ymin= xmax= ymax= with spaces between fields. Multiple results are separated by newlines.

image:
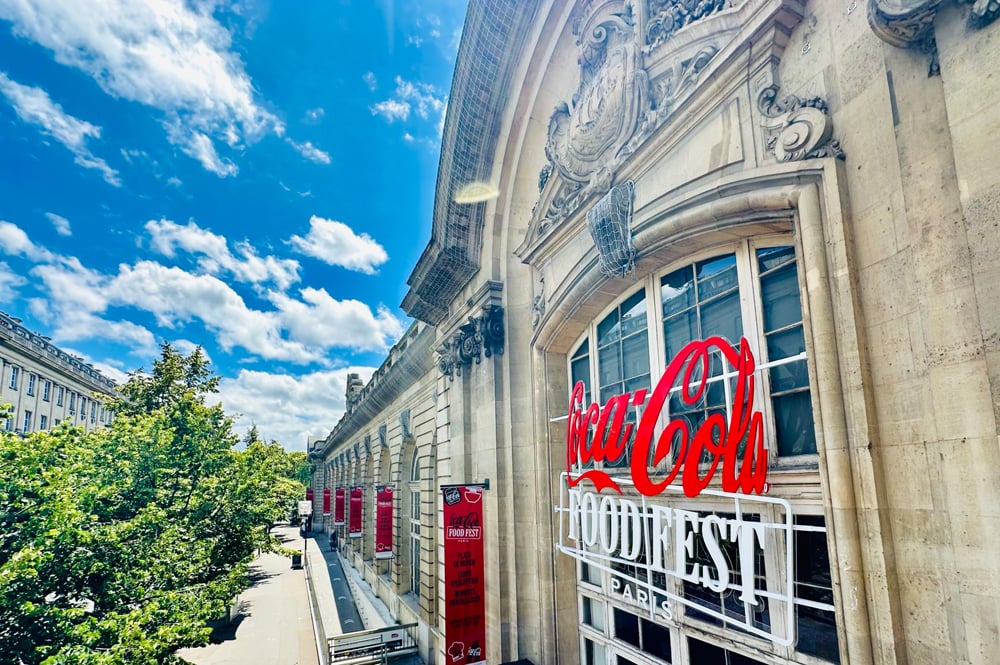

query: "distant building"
xmin=0 ymin=311 xmax=117 ymax=435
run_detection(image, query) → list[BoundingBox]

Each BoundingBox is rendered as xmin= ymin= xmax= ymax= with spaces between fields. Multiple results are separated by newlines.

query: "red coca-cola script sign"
xmin=566 ymin=336 xmax=767 ymax=498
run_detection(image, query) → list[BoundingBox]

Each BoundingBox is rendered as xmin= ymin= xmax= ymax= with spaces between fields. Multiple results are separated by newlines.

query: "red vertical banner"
xmin=306 ymin=488 xmax=314 ymax=502
xmin=349 ymin=486 xmax=363 ymax=538
xmin=335 ymin=487 xmax=346 ymax=525
xmin=322 ymin=488 xmax=331 ymax=515
xmin=375 ymin=485 xmax=394 ymax=559
xmin=442 ymin=485 xmax=486 ymax=665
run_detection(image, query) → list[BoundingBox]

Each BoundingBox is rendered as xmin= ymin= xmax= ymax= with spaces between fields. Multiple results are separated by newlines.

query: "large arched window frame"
xmin=568 ymin=235 xmax=818 ymax=474
xmin=568 ymin=235 xmax=839 ymax=665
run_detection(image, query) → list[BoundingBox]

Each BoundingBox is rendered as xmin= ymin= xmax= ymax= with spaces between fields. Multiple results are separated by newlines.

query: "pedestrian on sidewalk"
xmin=329 ymin=529 xmax=338 ymax=551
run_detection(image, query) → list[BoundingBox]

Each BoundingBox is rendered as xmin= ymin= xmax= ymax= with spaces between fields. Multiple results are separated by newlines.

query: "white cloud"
xmin=145 ymin=218 xmax=300 ymax=290
xmin=0 ymin=72 xmax=121 ymax=186
xmin=216 ymin=366 xmax=375 ymax=450
xmin=0 ymin=261 xmax=25 ymax=301
xmin=393 ymin=77 xmax=445 ymax=119
xmin=286 ymin=138 xmax=331 ymax=165
xmin=269 ymin=287 xmax=404 ymax=352
xmin=1 ymin=220 xmax=404 ymax=364
xmin=303 ymin=107 xmax=325 ymax=123
xmin=0 ymin=220 xmax=56 ymax=262
xmin=362 ymin=72 xmax=377 ymax=91
xmin=0 ymin=0 xmax=281 ymax=176
xmin=45 ymin=212 xmax=72 ymax=236
xmin=288 ymin=216 xmax=388 ymax=274
xmin=370 ymin=76 xmax=446 ymax=130
xmin=370 ymin=99 xmax=410 ymax=123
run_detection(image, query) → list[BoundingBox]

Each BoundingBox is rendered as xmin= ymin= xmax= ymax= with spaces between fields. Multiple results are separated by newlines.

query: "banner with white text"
xmin=442 ymin=484 xmax=486 ymax=665
xmin=375 ymin=485 xmax=394 ymax=559
xmin=349 ymin=486 xmax=363 ymax=538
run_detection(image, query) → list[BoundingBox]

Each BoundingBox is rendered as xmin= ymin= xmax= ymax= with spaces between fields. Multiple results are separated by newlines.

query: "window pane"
xmin=663 ymin=310 xmax=697 ymax=361
xmin=774 ymin=392 xmax=817 ymax=456
xmin=640 ymin=618 xmax=672 ymax=661
xmin=661 ymin=265 xmax=694 ymax=316
xmin=767 ymin=338 xmax=808 ymax=392
xmin=796 ymin=516 xmax=841 ymax=663
xmin=697 ymin=254 xmax=738 ymax=300
xmin=572 ymin=356 xmax=592 ymax=398
xmin=621 ymin=332 xmax=650 ymax=381
xmin=701 ymin=290 xmax=743 ymax=344
xmin=583 ymin=596 xmax=606 ymax=632
xmin=760 ymin=262 xmax=802 ymax=332
xmin=598 ymin=308 xmax=621 ymax=347
xmin=598 ymin=345 xmax=622 ymax=390
xmin=573 ymin=338 xmax=590 ymax=360
xmin=584 ymin=639 xmax=607 ymax=665
xmin=757 ymin=245 xmax=795 ymax=273
xmin=614 ymin=609 xmax=641 ymax=649
xmin=620 ymin=291 xmax=647 ymax=337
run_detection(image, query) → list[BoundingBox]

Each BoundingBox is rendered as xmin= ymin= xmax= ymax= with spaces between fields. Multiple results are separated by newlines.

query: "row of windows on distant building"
xmin=2 ymin=364 xmax=115 ymax=434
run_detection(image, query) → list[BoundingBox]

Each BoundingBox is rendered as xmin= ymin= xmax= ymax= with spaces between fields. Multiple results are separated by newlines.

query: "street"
xmin=176 ymin=525 xmax=319 ymax=665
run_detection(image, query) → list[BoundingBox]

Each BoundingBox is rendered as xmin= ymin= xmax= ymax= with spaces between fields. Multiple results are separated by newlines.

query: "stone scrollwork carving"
xmin=758 ymin=85 xmax=845 ymax=162
xmin=531 ymin=276 xmax=546 ymax=330
xmin=480 ymin=304 xmax=505 ymax=358
xmin=645 ymin=0 xmax=730 ymax=51
xmin=437 ymin=305 xmax=506 ymax=379
xmin=377 ymin=423 xmax=388 ymax=449
xmin=868 ymin=0 xmax=999 ymax=51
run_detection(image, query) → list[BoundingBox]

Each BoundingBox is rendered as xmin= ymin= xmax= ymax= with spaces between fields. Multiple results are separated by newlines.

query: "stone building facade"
xmin=309 ymin=1 xmax=1000 ymax=664
xmin=0 ymin=311 xmax=117 ymax=434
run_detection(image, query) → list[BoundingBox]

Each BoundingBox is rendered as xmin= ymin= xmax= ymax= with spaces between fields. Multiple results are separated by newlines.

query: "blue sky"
xmin=0 ymin=0 xmax=467 ymax=450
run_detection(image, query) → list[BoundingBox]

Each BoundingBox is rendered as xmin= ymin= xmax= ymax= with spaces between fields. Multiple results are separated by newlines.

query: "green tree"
xmin=0 ymin=345 xmax=308 ymax=664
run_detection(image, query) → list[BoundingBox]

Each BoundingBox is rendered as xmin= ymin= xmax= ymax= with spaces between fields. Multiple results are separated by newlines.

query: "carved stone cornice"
xmin=437 ymin=304 xmax=506 ymax=380
xmin=758 ymin=85 xmax=845 ymax=162
xmin=868 ymin=0 xmax=999 ymax=51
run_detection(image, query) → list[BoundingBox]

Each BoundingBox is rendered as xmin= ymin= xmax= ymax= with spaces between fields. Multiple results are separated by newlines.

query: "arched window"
xmin=568 ymin=239 xmax=817 ymax=471
xmin=408 ymin=449 xmax=421 ymax=595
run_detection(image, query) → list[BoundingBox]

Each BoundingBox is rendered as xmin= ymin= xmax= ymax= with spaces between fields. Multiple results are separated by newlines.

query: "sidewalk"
xmin=177 ymin=525 xmax=319 ymax=665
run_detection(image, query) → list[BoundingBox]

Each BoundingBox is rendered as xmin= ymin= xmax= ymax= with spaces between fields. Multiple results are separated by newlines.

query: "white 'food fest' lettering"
xmin=567 ymin=489 xmax=766 ymax=606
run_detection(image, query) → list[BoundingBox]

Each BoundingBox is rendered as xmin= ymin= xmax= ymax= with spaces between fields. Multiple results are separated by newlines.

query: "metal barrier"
xmin=328 ymin=623 xmax=418 ymax=665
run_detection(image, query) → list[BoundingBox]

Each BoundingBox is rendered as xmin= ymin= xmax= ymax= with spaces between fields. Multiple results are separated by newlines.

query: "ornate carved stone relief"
xmin=377 ymin=424 xmax=388 ymax=449
xmin=437 ymin=305 xmax=506 ymax=379
xmin=532 ymin=1 xmax=733 ymax=237
xmin=645 ymin=0 xmax=731 ymax=51
xmin=868 ymin=0 xmax=999 ymax=62
xmin=758 ymin=85 xmax=845 ymax=162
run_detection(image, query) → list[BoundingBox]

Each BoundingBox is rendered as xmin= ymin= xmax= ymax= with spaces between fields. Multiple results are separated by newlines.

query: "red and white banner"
xmin=322 ymin=487 xmax=331 ymax=516
xmin=305 ymin=487 xmax=314 ymax=502
xmin=335 ymin=487 xmax=346 ymax=525
xmin=375 ymin=485 xmax=394 ymax=559
xmin=442 ymin=485 xmax=486 ymax=665
xmin=349 ymin=486 xmax=363 ymax=538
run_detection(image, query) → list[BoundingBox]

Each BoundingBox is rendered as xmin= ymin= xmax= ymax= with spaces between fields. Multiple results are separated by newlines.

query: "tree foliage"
xmin=0 ymin=343 xmax=309 ymax=664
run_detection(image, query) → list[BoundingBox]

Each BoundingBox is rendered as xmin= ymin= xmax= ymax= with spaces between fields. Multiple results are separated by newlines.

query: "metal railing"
xmin=328 ymin=623 xmax=418 ymax=665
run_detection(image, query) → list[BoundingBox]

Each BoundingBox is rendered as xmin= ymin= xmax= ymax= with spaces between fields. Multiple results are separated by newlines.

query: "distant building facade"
xmin=0 ymin=311 xmax=117 ymax=435
xmin=312 ymin=2 xmax=1000 ymax=665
